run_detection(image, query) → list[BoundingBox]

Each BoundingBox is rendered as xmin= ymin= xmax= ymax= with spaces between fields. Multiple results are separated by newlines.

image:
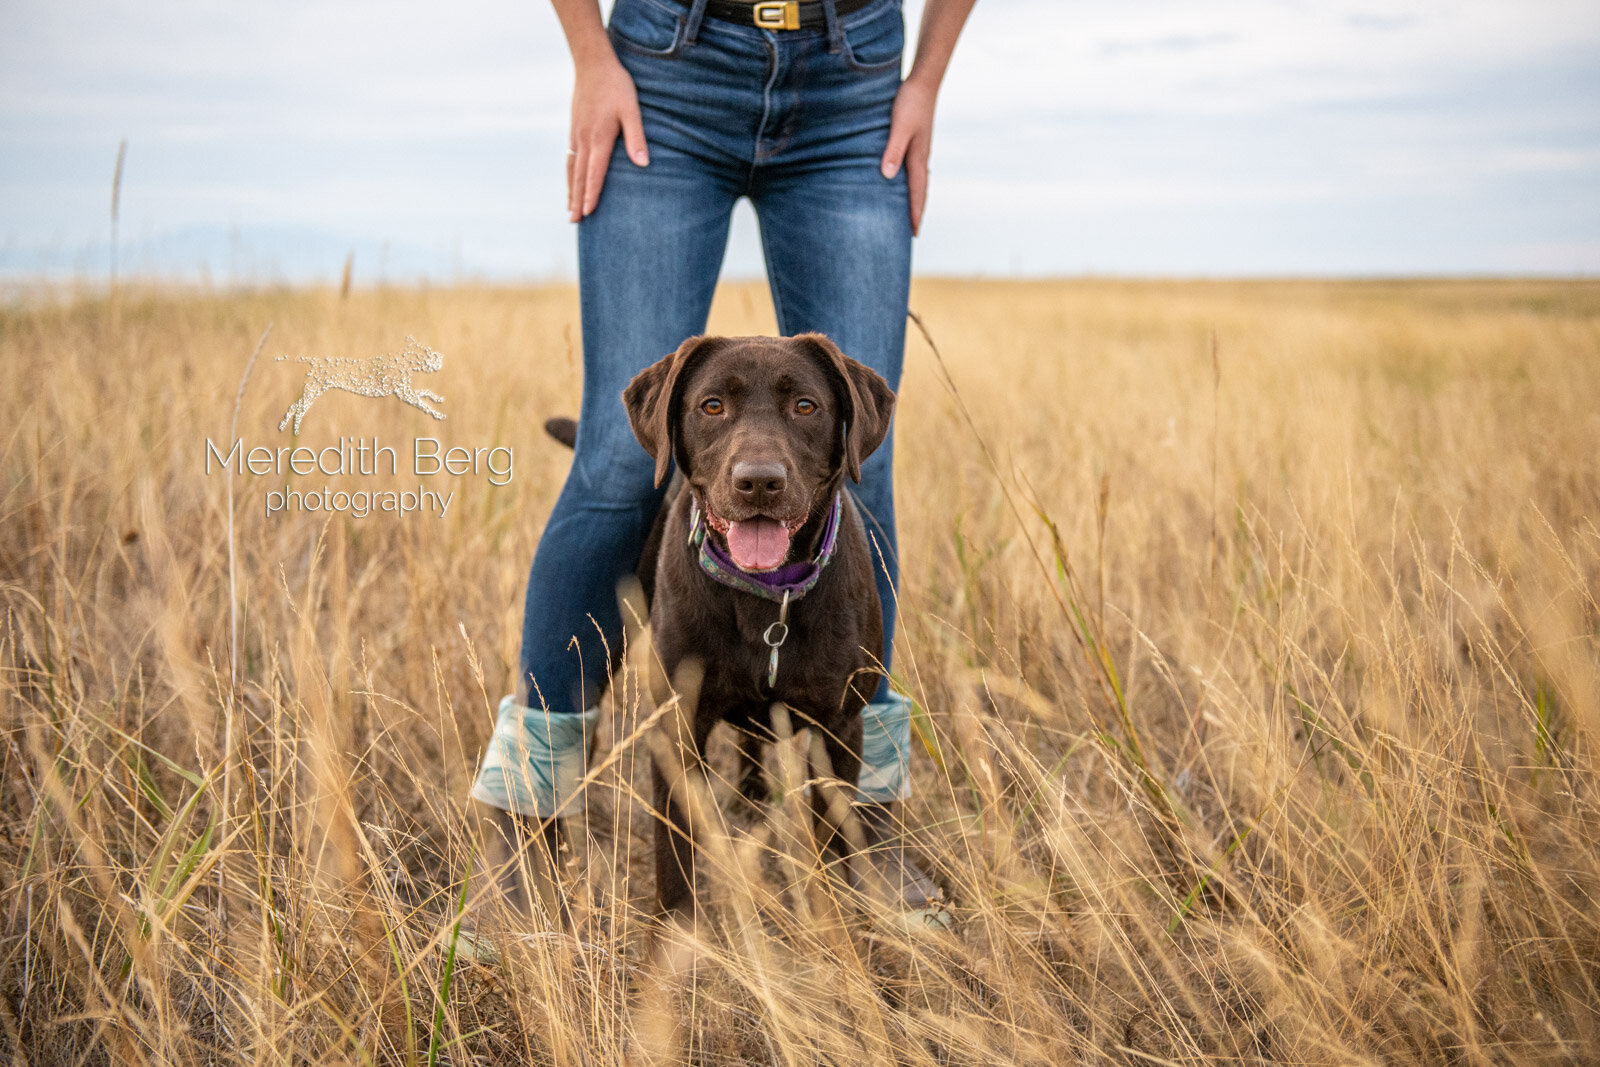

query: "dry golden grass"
xmin=2 ymin=278 xmax=1599 ymax=1064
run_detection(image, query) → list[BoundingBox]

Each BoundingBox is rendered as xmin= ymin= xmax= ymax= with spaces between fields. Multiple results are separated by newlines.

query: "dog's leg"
xmin=652 ymin=762 xmax=691 ymax=917
xmin=652 ymin=715 xmax=716 ymax=919
xmin=807 ymin=714 xmax=865 ymax=890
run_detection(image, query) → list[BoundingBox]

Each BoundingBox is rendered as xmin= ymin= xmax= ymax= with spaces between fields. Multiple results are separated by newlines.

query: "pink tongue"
xmin=726 ymin=518 xmax=791 ymax=572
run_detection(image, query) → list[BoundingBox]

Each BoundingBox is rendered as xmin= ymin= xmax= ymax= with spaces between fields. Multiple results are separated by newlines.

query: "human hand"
xmin=879 ymin=75 xmax=938 ymax=236
xmin=567 ymin=52 xmax=649 ymax=221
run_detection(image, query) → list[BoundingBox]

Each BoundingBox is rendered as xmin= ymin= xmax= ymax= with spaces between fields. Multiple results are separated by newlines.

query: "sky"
xmin=2 ymin=0 xmax=1598 ymax=282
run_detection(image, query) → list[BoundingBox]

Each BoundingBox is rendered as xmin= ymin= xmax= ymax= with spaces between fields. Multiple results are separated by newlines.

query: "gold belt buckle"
xmin=753 ymin=0 xmax=800 ymax=30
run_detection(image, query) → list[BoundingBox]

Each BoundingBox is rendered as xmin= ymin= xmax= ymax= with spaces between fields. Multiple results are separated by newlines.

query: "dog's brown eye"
xmin=794 ymin=398 xmax=817 ymax=415
xmin=701 ymin=398 xmax=724 ymax=416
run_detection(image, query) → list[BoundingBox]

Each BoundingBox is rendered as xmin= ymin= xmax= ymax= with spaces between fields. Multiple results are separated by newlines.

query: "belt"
xmin=672 ymin=0 xmax=876 ymax=31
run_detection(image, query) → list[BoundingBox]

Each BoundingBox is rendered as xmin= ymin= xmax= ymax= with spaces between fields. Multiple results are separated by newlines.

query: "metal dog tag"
xmin=763 ymin=590 xmax=791 ymax=689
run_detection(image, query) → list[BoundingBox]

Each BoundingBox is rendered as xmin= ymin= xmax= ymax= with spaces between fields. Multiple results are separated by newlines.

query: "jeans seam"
xmin=752 ymin=34 xmax=782 ymax=172
xmin=682 ymin=0 xmax=708 ymax=45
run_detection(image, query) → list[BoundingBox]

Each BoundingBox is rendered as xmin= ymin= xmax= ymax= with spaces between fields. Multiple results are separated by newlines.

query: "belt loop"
xmin=821 ymin=0 xmax=844 ymax=53
xmin=684 ymin=0 xmax=709 ymax=46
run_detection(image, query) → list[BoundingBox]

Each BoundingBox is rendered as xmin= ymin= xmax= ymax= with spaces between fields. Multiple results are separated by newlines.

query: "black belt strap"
xmin=671 ymin=0 xmax=876 ymax=31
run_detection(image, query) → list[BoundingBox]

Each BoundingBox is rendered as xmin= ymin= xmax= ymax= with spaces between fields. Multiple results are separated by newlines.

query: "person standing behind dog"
xmin=473 ymin=0 xmax=977 ymax=911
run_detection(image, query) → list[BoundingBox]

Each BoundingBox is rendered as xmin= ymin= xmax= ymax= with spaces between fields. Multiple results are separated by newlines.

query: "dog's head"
xmin=623 ymin=334 xmax=895 ymax=572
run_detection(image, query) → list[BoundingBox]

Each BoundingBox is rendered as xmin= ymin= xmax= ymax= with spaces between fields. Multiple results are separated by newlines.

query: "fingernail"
xmin=632 ymin=150 xmax=649 ymax=166
xmin=881 ymin=161 xmax=898 ymax=178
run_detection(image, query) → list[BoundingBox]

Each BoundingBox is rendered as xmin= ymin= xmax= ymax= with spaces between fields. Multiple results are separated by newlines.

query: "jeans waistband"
xmin=670 ymin=0 xmax=874 ymax=32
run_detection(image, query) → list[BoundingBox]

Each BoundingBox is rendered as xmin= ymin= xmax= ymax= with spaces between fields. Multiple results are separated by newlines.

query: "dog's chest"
xmin=659 ymin=583 xmax=848 ymax=707
xmin=716 ymin=594 xmax=827 ymax=699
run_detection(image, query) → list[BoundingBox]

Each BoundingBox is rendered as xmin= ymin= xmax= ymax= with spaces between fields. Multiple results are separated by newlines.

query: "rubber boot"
xmin=856 ymin=693 xmax=947 ymax=919
xmin=857 ymin=798 xmax=945 ymax=915
xmin=469 ymin=695 xmax=599 ymax=929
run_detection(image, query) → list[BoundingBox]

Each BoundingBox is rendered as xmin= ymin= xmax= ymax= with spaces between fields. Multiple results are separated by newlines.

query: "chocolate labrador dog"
xmin=622 ymin=333 xmax=895 ymax=919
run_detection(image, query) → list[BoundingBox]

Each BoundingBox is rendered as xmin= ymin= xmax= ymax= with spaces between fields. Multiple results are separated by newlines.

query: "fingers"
xmin=884 ymin=113 xmax=931 ymax=235
xmin=568 ymin=141 xmax=597 ymax=223
xmin=581 ymin=137 xmax=612 ymax=219
xmin=566 ymin=131 xmax=616 ymax=222
xmin=620 ymin=99 xmax=650 ymax=169
xmin=579 ymin=97 xmax=649 ymax=219
xmin=883 ymin=78 xmax=937 ymax=233
xmin=906 ymin=142 xmax=930 ymax=237
xmin=880 ymin=121 xmax=912 ymax=179
xmin=566 ymin=147 xmax=579 ymax=221
xmin=568 ymin=82 xmax=649 ymax=221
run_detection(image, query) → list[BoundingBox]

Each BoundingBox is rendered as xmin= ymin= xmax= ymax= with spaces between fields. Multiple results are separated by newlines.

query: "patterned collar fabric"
xmin=689 ymin=492 xmax=843 ymax=603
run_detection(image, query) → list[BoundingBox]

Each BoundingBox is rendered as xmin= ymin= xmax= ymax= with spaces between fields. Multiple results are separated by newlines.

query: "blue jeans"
xmin=519 ymin=0 xmax=911 ymax=717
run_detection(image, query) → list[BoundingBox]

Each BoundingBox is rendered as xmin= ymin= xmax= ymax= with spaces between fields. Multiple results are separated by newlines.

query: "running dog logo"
xmin=277 ymin=336 xmax=446 ymax=433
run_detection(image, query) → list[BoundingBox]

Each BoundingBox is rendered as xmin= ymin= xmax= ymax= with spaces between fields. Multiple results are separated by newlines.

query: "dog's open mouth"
xmin=704 ymin=508 xmax=807 ymax=572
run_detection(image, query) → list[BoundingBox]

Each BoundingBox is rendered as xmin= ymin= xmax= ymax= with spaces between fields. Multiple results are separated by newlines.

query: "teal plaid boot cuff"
xmin=470 ymin=695 xmax=599 ymax=817
xmin=857 ymin=691 xmax=914 ymax=803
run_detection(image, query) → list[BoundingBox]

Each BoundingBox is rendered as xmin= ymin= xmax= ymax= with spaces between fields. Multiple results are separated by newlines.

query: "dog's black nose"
xmin=732 ymin=461 xmax=787 ymax=504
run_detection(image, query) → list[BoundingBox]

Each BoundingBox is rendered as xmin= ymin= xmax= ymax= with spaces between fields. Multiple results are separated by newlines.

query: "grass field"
xmin=3 ymin=278 xmax=1599 ymax=1064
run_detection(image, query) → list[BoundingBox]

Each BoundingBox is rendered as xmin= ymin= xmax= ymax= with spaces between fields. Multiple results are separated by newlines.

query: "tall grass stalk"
xmin=109 ymin=139 xmax=126 ymax=295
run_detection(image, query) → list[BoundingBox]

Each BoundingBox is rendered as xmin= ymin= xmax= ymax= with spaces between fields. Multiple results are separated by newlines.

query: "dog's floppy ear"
xmin=622 ymin=336 xmax=718 ymax=488
xmin=792 ymin=333 xmax=896 ymax=483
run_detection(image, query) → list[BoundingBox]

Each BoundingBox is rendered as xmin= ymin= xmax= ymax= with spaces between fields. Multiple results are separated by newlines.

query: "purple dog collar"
xmin=688 ymin=491 xmax=843 ymax=603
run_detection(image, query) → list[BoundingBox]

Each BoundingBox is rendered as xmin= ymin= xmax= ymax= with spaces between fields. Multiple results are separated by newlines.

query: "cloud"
xmin=1 ymin=0 xmax=1597 ymax=277
xmin=1499 ymin=241 xmax=1600 ymax=272
xmin=1346 ymin=13 xmax=1419 ymax=32
xmin=940 ymin=0 xmax=1600 ymax=119
xmin=1097 ymin=32 xmax=1239 ymax=58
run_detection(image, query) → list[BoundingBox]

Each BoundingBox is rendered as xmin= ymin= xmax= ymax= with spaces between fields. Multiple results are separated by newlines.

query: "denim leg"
xmin=754 ymin=162 xmax=913 ymax=700
xmin=517 ymin=144 xmax=741 ymax=716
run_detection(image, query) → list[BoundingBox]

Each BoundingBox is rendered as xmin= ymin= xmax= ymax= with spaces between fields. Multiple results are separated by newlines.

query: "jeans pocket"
xmin=608 ymin=0 xmax=686 ymax=58
xmin=841 ymin=1 xmax=904 ymax=73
